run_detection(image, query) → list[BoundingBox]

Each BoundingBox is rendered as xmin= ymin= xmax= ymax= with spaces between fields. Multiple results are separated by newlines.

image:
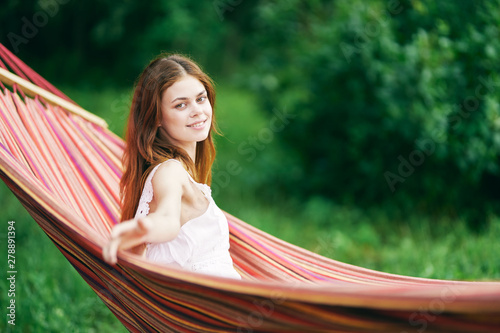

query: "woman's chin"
xmin=196 ymin=133 xmax=210 ymax=142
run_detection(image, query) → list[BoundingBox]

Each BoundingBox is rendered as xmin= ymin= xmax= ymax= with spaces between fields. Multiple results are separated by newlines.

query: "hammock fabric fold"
xmin=1 ymin=43 xmax=499 ymax=332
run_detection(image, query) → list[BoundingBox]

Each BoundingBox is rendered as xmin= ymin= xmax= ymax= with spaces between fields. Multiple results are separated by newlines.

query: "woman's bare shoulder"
xmin=152 ymin=159 xmax=189 ymax=189
xmin=149 ymin=160 xmax=189 ymax=213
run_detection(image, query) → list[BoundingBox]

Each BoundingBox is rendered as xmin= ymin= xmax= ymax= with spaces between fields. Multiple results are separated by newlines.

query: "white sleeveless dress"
xmin=134 ymin=159 xmax=241 ymax=279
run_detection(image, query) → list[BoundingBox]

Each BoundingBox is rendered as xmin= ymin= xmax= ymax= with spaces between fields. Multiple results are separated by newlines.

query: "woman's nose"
xmin=190 ymin=103 xmax=203 ymax=116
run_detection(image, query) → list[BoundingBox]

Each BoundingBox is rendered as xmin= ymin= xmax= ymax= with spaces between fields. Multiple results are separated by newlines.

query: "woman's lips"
xmin=187 ymin=118 xmax=208 ymax=129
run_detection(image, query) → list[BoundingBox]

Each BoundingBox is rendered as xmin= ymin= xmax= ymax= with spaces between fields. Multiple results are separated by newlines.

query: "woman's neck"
xmin=177 ymin=142 xmax=196 ymax=162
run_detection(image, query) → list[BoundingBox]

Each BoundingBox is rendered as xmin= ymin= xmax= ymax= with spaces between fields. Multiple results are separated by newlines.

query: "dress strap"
xmin=135 ymin=159 xmax=179 ymax=218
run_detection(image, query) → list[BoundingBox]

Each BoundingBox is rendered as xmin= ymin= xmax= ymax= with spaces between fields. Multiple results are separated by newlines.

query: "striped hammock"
xmin=1 ymin=43 xmax=499 ymax=333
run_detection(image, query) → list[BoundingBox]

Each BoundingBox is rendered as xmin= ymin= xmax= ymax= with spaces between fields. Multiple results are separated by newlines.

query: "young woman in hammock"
xmin=102 ymin=54 xmax=241 ymax=279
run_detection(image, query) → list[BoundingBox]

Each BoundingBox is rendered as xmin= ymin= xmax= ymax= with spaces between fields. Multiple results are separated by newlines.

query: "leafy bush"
xmin=243 ymin=0 xmax=500 ymax=227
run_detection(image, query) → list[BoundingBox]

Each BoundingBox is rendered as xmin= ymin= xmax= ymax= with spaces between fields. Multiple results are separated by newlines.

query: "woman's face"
xmin=159 ymin=75 xmax=212 ymax=152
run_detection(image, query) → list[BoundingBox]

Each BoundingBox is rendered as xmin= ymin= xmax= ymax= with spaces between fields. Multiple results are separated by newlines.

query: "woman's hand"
xmin=102 ymin=216 xmax=153 ymax=265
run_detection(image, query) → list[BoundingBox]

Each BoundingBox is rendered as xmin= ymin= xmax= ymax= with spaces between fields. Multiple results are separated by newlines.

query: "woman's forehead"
xmin=162 ymin=76 xmax=205 ymax=102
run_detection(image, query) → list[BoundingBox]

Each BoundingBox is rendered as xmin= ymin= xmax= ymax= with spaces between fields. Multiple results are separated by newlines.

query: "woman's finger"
xmin=110 ymin=219 xmax=140 ymax=239
xmin=102 ymin=244 xmax=110 ymax=263
xmin=103 ymin=242 xmax=115 ymax=264
xmin=107 ymin=237 xmax=120 ymax=264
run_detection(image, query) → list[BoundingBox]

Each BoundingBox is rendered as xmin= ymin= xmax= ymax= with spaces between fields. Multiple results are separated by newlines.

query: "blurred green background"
xmin=1 ymin=0 xmax=500 ymax=331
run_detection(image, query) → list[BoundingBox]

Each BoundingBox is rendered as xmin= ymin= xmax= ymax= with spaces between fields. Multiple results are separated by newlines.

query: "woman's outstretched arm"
xmin=103 ymin=161 xmax=186 ymax=264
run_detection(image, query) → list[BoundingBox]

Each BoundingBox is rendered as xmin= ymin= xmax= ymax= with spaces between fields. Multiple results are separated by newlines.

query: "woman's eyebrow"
xmin=171 ymin=90 xmax=206 ymax=103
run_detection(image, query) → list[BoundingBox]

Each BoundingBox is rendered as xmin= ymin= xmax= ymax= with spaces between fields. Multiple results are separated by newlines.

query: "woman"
xmin=102 ymin=54 xmax=241 ymax=279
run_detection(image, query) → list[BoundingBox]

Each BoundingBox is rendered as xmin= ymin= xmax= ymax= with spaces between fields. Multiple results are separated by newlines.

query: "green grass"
xmin=1 ymin=82 xmax=499 ymax=331
xmin=0 ymin=182 xmax=126 ymax=332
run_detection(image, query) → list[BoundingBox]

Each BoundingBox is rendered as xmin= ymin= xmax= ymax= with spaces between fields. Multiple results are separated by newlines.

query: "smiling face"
xmin=159 ymin=75 xmax=213 ymax=156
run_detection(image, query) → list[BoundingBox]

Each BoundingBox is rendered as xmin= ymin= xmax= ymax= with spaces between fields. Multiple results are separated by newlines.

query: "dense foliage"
xmin=1 ymin=0 xmax=499 ymax=227
xmin=244 ymin=0 xmax=500 ymax=227
xmin=0 ymin=0 xmax=255 ymax=84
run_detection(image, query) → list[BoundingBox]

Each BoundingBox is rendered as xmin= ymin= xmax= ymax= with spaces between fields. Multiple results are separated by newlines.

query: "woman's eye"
xmin=175 ymin=103 xmax=186 ymax=109
xmin=197 ymin=96 xmax=207 ymax=103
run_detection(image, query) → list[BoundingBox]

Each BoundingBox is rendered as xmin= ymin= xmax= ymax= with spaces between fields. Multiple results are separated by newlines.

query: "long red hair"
xmin=120 ymin=54 xmax=218 ymax=221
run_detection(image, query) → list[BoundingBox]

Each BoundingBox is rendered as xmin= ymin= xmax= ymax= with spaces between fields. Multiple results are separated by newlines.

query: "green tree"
xmin=244 ymin=0 xmax=500 ymax=227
